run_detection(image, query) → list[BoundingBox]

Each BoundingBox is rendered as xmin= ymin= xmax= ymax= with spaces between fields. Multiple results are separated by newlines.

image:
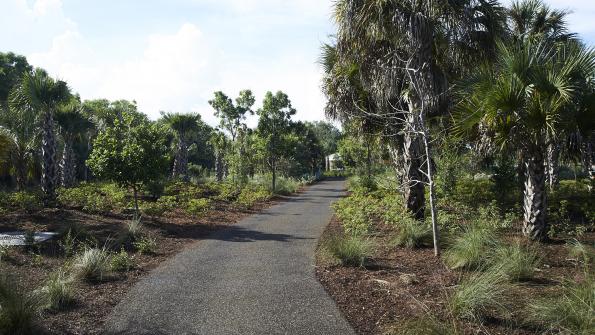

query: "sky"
xmin=1 ymin=0 xmax=594 ymax=127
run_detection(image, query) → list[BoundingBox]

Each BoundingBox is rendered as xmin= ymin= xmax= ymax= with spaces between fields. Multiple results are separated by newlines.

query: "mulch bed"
xmin=0 ymin=198 xmax=281 ymax=335
xmin=315 ymin=216 xmax=594 ymax=335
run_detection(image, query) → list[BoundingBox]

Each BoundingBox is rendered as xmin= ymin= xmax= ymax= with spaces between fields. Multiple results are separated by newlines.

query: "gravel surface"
xmin=104 ymin=180 xmax=355 ymax=335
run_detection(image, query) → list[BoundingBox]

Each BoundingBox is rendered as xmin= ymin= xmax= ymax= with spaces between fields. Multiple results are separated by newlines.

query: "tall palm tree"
xmin=210 ymin=130 xmax=228 ymax=182
xmin=324 ymin=0 xmax=505 ymax=219
xmin=161 ymin=112 xmax=201 ymax=180
xmin=10 ymin=69 xmax=70 ymax=203
xmin=55 ymin=101 xmax=92 ymax=188
xmin=455 ymin=39 xmax=595 ymax=240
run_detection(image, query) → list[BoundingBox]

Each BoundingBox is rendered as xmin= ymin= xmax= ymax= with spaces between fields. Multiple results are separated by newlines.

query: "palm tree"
xmin=161 ymin=112 xmax=201 ymax=180
xmin=0 ymin=103 xmax=39 ymax=190
xmin=210 ymin=130 xmax=228 ymax=182
xmin=55 ymin=101 xmax=92 ymax=188
xmin=324 ymin=0 xmax=505 ymax=220
xmin=455 ymin=39 xmax=595 ymax=240
xmin=10 ymin=69 xmax=70 ymax=203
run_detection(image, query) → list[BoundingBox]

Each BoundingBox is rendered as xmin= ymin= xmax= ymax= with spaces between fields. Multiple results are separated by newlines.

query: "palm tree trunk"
xmin=172 ymin=138 xmax=189 ymax=181
xmin=402 ymin=130 xmax=426 ymax=220
xmin=545 ymin=141 xmax=560 ymax=190
xmin=14 ymin=149 xmax=27 ymax=191
xmin=41 ymin=110 xmax=57 ymax=204
xmin=60 ymin=137 xmax=76 ymax=188
xmin=522 ymin=149 xmax=548 ymax=240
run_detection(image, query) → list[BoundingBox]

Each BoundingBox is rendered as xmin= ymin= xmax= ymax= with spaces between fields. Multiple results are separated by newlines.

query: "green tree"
xmin=160 ymin=112 xmax=202 ymax=180
xmin=55 ymin=101 xmax=92 ymax=188
xmin=10 ymin=69 xmax=70 ymax=203
xmin=256 ymin=91 xmax=296 ymax=192
xmin=455 ymin=38 xmax=595 ymax=240
xmin=87 ymin=111 xmax=169 ymax=215
xmin=0 ymin=52 xmax=32 ymax=105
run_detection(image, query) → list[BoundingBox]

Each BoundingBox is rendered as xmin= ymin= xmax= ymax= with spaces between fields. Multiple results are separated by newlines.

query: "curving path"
xmin=104 ymin=179 xmax=355 ymax=335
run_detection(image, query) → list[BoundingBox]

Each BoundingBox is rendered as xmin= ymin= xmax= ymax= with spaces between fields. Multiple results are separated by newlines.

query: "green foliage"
xmin=186 ymin=198 xmax=213 ymax=216
xmin=452 ymin=178 xmax=495 ymax=207
xmin=567 ymin=240 xmax=594 ymax=271
xmin=332 ymin=193 xmax=382 ymax=236
xmin=450 ymin=269 xmax=507 ymax=321
xmin=133 ymin=237 xmax=157 ymax=255
xmin=40 ymin=269 xmax=75 ymax=311
xmin=528 ymin=277 xmax=594 ymax=334
xmin=58 ymin=222 xmax=93 ymax=257
xmin=8 ymin=191 xmax=42 ymax=212
xmin=111 ymin=248 xmax=134 ymax=272
xmin=324 ymin=235 xmax=372 ymax=267
xmin=57 ymin=182 xmax=127 ymax=213
xmin=391 ymin=216 xmax=433 ymax=249
xmin=0 ymin=246 xmax=11 ymax=262
xmin=0 ymin=275 xmax=38 ymax=335
xmin=491 ymin=242 xmax=540 ymax=281
xmin=387 ymin=316 xmax=461 ymax=335
xmin=444 ymin=225 xmax=501 ymax=270
xmin=548 ymin=180 xmax=594 ymax=238
xmin=236 ymin=186 xmax=271 ymax=208
xmin=73 ymin=248 xmax=111 ymax=282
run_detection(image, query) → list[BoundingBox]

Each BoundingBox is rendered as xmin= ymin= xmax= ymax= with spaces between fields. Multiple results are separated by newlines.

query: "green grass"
xmin=444 ymin=225 xmax=500 ymax=270
xmin=325 ymin=235 xmax=372 ymax=267
xmin=391 ymin=217 xmax=433 ymax=249
xmin=491 ymin=242 xmax=540 ymax=281
xmin=40 ymin=269 xmax=75 ymax=311
xmin=72 ymin=248 xmax=111 ymax=282
xmin=450 ymin=269 xmax=507 ymax=321
xmin=386 ymin=315 xmax=461 ymax=335
xmin=0 ymin=275 xmax=39 ymax=335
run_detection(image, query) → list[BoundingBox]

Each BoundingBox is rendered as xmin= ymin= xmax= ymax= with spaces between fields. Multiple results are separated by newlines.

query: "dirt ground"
xmin=316 ymin=216 xmax=594 ymax=335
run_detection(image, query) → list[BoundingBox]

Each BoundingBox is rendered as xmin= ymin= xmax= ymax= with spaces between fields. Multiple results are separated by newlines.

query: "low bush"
xmin=236 ymin=186 xmax=271 ymax=208
xmin=348 ymin=175 xmax=377 ymax=193
xmin=8 ymin=191 xmax=42 ymax=212
xmin=186 ymin=198 xmax=213 ymax=216
xmin=333 ymin=194 xmax=381 ymax=236
xmin=528 ymin=276 xmax=594 ymax=334
xmin=325 ymin=235 xmax=372 ymax=267
xmin=450 ymin=269 xmax=507 ymax=321
xmin=491 ymin=242 xmax=540 ymax=281
xmin=72 ymin=248 xmax=111 ymax=282
xmin=111 ymin=248 xmax=134 ymax=272
xmin=57 ymin=183 xmax=128 ymax=213
xmin=444 ymin=224 xmax=500 ymax=270
xmin=391 ymin=216 xmax=433 ymax=249
xmin=133 ymin=237 xmax=157 ymax=255
xmin=271 ymin=176 xmax=301 ymax=195
xmin=0 ymin=275 xmax=39 ymax=334
xmin=40 ymin=269 xmax=75 ymax=311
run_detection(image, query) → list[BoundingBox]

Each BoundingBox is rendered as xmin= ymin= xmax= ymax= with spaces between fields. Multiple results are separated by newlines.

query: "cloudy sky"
xmin=1 ymin=0 xmax=594 ymax=126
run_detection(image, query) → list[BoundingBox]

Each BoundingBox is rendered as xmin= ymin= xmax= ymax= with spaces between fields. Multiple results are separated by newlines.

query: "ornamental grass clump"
xmin=72 ymin=247 xmax=111 ymax=282
xmin=40 ymin=269 xmax=75 ymax=311
xmin=325 ymin=235 xmax=372 ymax=267
xmin=444 ymin=224 xmax=500 ymax=270
xmin=450 ymin=269 xmax=507 ymax=321
xmin=0 ymin=275 xmax=39 ymax=335
xmin=491 ymin=242 xmax=540 ymax=281
xmin=391 ymin=216 xmax=433 ymax=249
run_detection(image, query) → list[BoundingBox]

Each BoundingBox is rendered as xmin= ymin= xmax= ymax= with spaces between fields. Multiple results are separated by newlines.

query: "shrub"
xmin=271 ymin=176 xmax=300 ymax=195
xmin=450 ymin=269 xmax=507 ymax=320
xmin=211 ymin=182 xmax=239 ymax=201
xmin=325 ymin=235 xmax=372 ymax=267
xmin=452 ymin=178 xmax=495 ymax=207
xmin=111 ymin=248 xmax=134 ymax=272
xmin=186 ymin=198 xmax=213 ymax=216
xmin=528 ymin=277 xmax=594 ymax=334
xmin=391 ymin=216 xmax=433 ymax=249
xmin=333 ymin=194 xmax=381 ymax=236
xmin=444 ymin=225 xmax=500 ymax=270
xmin=8 ymin=192 xmax=42 ymax=212
xmin=40 ymin=270 xmax=75 ymax=311
xmin=348 ymin=175 xmax=377 ymax=193
xmin=491 ymin=242 xmax=540 ymax=281
xmin=236 ymin=187 xmax=271 ymax=208
xmin=0 ymin=275 xmax=39 ymax=334
xmin=57 ymin=183 xmax=128 ymax=213
xmin=72 ymin=248 xmax=111 ymax=282
xmin=133 ymin=237 xmax=157 ymax=255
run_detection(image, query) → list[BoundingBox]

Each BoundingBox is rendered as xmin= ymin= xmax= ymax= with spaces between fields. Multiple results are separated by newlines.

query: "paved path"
xmin=104 ymin=180 xmax=355 ymax=335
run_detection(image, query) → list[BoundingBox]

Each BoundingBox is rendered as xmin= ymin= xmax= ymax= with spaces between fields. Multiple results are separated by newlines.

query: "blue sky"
xmin=1 ymin=0 xmax=594 ymax=126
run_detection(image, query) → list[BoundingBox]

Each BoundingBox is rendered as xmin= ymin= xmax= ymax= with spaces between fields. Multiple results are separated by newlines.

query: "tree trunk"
xmin=41 ymin=110 xmax=57 ymax=204
xmin=271 ymin=158 xmax=277 ymax=193
xmin=14 ymin=149 xmax=27 ymax=191
xmin=402 ymin=124 xmax=426 ymax=220
xmin=522 ymin=150 xmax=548 ymax=240
xmin=545 ymin=141 xmax=559 ymax=191
xmin=172 ymin=138 xmax=189 ymax=181
xmin=366 ymin=139 xmax=372 ymax=179
xmin=60 ymin=137 xmax=76 ymax=188
xmin=132 ymin=185 xmax=140 ymax=217
xmin=215 ymin=151 xmax=224 ymax=182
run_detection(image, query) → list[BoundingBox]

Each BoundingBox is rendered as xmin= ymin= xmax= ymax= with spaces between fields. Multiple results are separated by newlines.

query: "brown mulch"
xmin=0 ymin=199 xmax=279 ymax=335
xmin=315 ymin=216 xmax=594 ymax=335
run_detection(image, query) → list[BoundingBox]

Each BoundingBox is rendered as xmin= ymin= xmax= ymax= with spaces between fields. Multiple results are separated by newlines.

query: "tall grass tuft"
xmin=391 ymin=217 xmax=433 ymax=249
xmin=491 ymin=242 xmax=540 ymax=281
xmin=72 ymin=248 xmax=111 ymax=282
xmin=528 ymin=276 xmax=594 ymax=335
xmin=325 ymin=235 xmax=372 ymax=267
xmin=0 ymin=275 xmax=39 ymax=335
xmin=450 ymin=269 xmax=507 ymax=320
xmin=567 ymin=239 xmax=594 ymax=269
xmin=40 ymin=269 xmax=75 ymax=311
xmin=444 ymin=225 xmax=500 ymax=270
